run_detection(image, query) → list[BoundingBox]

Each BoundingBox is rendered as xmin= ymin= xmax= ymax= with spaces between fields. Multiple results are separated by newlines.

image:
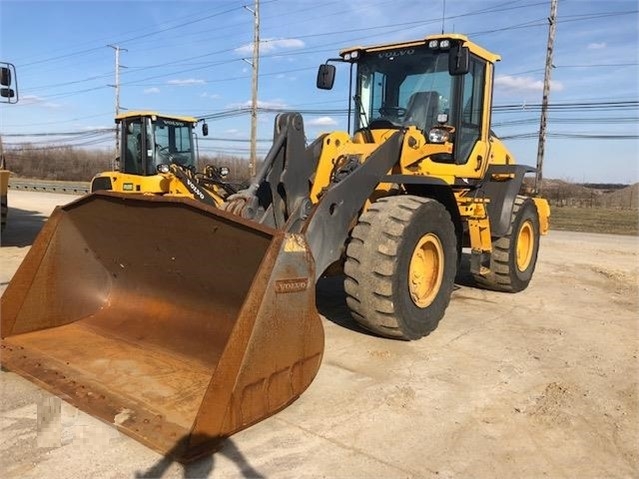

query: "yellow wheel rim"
xmin=516 ymin=220 xmax=534 ymax=271
xmin=408 ymin=233 xmax=444 ymax=308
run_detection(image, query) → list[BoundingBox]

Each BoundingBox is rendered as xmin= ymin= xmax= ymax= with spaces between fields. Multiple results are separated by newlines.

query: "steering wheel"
xmin=157 ymin=145 xmax=175 ymax=163
xmin=379 ymin=106 xmax=407 ymax=118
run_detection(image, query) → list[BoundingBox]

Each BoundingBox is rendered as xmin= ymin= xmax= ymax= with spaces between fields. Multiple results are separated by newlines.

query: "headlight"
xmin=428 ymin=127 xmax=450 ymax=144
xmin=428 ymin=40 xmax=439 ymax=49
xmin=219 ymin=166 xmax=230 ymax=178
xmin=342 ymin=50 xmax=360 ymax=61
xmin=439 ymin=39 xmax=451 ymax=49
xmin=157 ymin=164 xmax=170 ymax=174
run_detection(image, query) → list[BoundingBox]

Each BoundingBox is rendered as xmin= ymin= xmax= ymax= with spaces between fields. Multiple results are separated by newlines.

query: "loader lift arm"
xmin=168 ymin=163 xmax=242 ymax=207
xmin=227 ymin=112 xmax=404 ymax=279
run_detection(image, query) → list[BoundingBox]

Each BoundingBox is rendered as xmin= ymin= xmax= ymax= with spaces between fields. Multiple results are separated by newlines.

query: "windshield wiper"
xmin=353 ymin=94 xmax=374 ymax=143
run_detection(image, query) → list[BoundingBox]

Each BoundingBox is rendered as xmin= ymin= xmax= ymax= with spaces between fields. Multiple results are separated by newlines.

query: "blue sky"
xmin=0 ymin=0 xmax=637 ymax=183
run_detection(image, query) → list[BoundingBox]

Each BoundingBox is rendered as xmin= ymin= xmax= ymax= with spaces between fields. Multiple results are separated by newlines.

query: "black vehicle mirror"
xmin=449 ymin=45 xmax=470 ymax=76
xmin=316 ymin=64 xmax=336 ymax=90
xmin=1 ymin=67 xmax=11 ymax=87
xmin=0 ymin=63 xmax=18 ymax=103
xmin=202 ymin=122 xmax=209 ymax=137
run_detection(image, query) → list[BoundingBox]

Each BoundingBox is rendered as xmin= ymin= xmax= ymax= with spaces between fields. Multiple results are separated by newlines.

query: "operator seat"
xmin=405 ymin=91 xmax=439 ymax=132
xmin=123 ymin=134 xmax=140 ymax=174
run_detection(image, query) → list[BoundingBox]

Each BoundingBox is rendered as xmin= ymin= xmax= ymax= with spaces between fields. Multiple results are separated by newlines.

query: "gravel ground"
xmin=1 ymin=190 xmax=637 ymax=479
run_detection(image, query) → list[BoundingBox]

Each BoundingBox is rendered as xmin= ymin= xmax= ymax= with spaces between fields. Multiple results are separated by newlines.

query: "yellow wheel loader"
xmin=91 ymin=111 xmax=236 ymax=206
xmin=1 ymin=34 xmax=550 ymax=462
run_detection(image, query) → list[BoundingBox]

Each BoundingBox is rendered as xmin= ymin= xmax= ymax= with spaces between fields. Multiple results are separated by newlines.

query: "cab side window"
xmin=124 ymin=121 xmax=143 ymax=174
xmin=456 ymin=57 xmax=485 ymax=164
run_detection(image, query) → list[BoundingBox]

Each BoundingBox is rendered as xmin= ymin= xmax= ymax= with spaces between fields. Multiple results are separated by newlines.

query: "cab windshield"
xmin=121 ymin=117 xmax=195 ymax=175
xmin=355 ymin=46 xmax=456 ymax=131
xmin=153 ymin=118 xmax=195 ymax=169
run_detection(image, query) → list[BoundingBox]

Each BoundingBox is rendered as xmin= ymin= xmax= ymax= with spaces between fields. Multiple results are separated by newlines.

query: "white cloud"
xmin=225 ymin=128 xmax=240 ymax=135
xmin=587 ymin=42 xmax=607 ymax=50
xmin=307 ymin=116 xmax=337 ymax=127
xmin=275 ymin=73 xmax=297 ymax=81
xmin=167 ymin=78 xmax=205 ymax=86
xmin=235 ymin=38 xmax=305 ymax=55
xmin=229 ymin=99 xmax=288 ymax=110
xmin=495 ymin=75 xmax=564 ymax=93
xmin=81 ymin=125 xmax=113 ymax=131
xmin=20 ymin=95 xmax=61 ymax=108
xmin=200 ymin=92 xmax=220 ymax=99
xmin=144 ymin=87 xmax=160 ymax=94
xmin=257 ymin=99 xmax=288 ymax=109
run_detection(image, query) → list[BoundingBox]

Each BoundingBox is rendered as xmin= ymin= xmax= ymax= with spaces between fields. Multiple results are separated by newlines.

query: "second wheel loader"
xmin=91 ymin=111 xmax=237 ymax=206
xmin=1 ymin=33 xmax=549 ymax=461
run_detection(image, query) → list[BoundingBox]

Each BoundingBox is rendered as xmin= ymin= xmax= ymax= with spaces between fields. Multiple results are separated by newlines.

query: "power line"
xmin=16 ymin=3 xmax=250 ymax=68
xmin=12 ymin=2 xmax=556 ymax=99
xmin=503 ymin=132 xmax=639 ymax=140
xmin=19 ymin=6 xmax=635 ymax=101
xmin=1 ymin=111 xmax=113 ymax=128
xmin=493 ymin=116 xmax=639 ymax=127
xmin=3 ymin=129 xmax=114 ymax=137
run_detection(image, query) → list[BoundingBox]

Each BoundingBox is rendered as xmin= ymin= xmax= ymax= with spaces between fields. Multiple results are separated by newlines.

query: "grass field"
xmin=550 ymin=206 xmax=639 ymax=236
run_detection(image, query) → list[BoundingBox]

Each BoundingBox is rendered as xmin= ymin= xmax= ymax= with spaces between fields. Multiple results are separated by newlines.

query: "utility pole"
xmin=535 ymin=0 xmax=558 ymax=194
xmin=244 ymin=0 xmax=260 ymax=178
xmin=441 ymin=0 xmax=446 ymax=34
xmin=108 ymin=44 xmax=127 ymax=170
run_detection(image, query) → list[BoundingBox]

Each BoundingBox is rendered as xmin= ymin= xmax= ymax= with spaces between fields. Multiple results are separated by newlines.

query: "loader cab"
xmin=322 ymin=35 xmax=499 ymax=172
xmin=117 ymin=112 xmax=197 ymax=176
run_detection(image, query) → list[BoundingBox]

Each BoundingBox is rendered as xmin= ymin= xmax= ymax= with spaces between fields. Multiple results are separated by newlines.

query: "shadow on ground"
xmin=316 ymin=275 xmax=374 ymax=336
xmin=134 ymin=435 xmax=264 ymax=479
xmin=315 ymin=253 xmax=480 ymax=334
xmin=455 ymin=252 xmax=479 ymax=288
xmin=0 ymin=207 xmax=48 ymax=247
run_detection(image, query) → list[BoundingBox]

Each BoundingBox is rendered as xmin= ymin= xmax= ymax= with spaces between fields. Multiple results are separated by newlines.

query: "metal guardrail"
xmin=8 ymin=178 xmax=90 ymax=195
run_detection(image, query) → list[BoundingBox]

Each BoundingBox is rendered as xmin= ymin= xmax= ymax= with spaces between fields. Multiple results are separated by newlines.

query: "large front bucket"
xmin=1 ymin=192 xmax=324 ymax=462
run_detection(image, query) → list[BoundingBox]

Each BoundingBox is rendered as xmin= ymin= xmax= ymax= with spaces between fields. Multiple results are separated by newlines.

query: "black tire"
xmin=474 ymin=196 xmax=540 ymax=292
xmin=344 ymin=196 xmax=458 ymax=340
xmin=1 ymin=194 xmax=7 ymax=232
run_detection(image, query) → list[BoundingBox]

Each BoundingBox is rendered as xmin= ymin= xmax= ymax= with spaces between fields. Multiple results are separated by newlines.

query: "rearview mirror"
xmin=449 ymin=45 xmax=470 ymax=76
xmin=0 ymin=63 xmax=18 ymax=103
xmin=202 ymin=122 xmax=209 ymax=137
xmin=316 ymin=64 xmax=336 ymax=90
xmin=1 ymin=67 xmax=12 ymax=87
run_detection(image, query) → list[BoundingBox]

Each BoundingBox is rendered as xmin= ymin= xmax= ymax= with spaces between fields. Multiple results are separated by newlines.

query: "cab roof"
xmin=115 ymin=111 xmax=199 ymax=124
xmin=339 ymin=33 xmax=501 ymax=63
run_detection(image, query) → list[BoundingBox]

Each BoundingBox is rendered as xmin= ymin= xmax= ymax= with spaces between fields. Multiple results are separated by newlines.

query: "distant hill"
xmin=532 ymin=179 xmax=638 ymax=209
xmin=580 ymin=183 xmax=629 ymax=192
xmin=598 ymin=183 xmax=639 ymax=209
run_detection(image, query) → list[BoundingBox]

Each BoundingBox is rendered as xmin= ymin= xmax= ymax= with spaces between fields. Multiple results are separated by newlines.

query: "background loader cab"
xmin=119 ymin=111 xmax=196 ymax=175
xmin=91 ymin=111 xmax=234 ymax=206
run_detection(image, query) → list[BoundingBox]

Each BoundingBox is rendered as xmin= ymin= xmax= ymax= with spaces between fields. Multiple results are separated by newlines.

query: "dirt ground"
xmin=1 ymin=190 xmax=638 ymax=479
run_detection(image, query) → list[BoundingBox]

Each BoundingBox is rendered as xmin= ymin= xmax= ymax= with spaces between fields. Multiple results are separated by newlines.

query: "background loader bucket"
xmin=1 ymin=192 xmax=324 ymax=462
